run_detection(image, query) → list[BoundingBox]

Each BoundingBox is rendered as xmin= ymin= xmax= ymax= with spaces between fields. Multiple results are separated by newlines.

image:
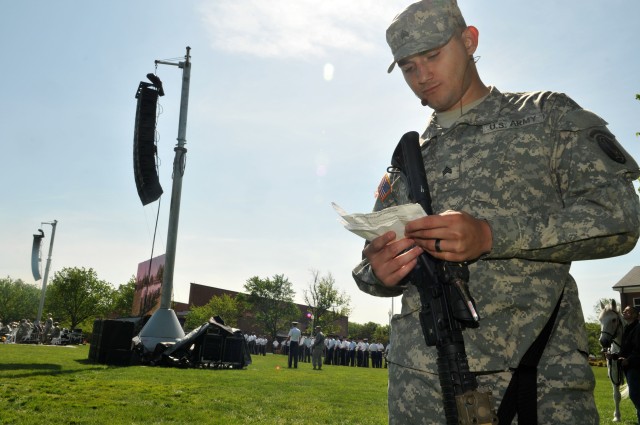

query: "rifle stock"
xmin=390 ymin=131 xmax=497 ymax=425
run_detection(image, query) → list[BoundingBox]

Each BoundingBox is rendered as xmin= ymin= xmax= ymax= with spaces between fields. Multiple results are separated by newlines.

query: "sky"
xmin=1 ymin=0 xmax=639 ymax=326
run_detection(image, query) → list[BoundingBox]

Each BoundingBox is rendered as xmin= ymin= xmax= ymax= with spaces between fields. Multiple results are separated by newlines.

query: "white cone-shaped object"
xmin=137 ymin=308 xmax=185 ymax=352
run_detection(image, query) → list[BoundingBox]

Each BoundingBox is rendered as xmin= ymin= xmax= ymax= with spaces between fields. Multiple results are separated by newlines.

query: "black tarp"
xmin=158 ymin=316 xmax=251 ymax=369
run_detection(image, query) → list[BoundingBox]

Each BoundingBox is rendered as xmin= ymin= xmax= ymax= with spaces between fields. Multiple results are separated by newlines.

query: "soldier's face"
xmin=399 ymin=30 xmax=473 ymax=112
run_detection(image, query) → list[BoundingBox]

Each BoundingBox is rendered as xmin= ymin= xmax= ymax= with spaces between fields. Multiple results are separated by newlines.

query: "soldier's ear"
xmin=462 ymin=26 xmax=479 ymax=56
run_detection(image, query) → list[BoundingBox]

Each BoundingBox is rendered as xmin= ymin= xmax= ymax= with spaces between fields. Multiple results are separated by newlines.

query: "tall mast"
xmin=137 ymin=47 xmax=191 ymax=350
xmin=36 ymin=220 xmax=57 ymax=323
xmin=158 ymin=46 xmax=191 ymax=309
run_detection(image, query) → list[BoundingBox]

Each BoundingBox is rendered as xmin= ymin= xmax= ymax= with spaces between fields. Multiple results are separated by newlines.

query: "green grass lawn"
xmin=0 ymin=344 xmax=636 ymax=424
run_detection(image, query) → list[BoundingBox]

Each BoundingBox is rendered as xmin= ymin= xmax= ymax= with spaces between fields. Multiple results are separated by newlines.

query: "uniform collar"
xmin=424 ymin=86 xmax=505 ymax=140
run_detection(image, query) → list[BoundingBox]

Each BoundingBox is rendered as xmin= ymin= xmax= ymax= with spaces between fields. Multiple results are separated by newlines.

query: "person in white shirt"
xmin=340 ymin=338 xmax=350 ymax=366
xmin=325 ymin=336 xmax=335 ymax=365
xmin=304 ymin=334 xmax=313 ymax=362
xmin=287 ymin=321 xmax=302 ymax=368
xmin=348 ymin=339 xmax=357 ymax=366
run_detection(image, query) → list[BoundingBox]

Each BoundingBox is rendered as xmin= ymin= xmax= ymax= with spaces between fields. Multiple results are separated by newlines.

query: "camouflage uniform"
xmin=353 ymin=87 xmax=640 ymax=424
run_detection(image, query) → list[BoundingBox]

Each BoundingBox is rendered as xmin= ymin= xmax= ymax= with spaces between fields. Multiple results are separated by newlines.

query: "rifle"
xmin=389 ymin=131 xmax=498 ymax=425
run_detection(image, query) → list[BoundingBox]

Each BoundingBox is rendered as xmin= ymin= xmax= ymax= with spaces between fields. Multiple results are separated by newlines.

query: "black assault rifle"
xmin=389 ymin=131 xmax=498 ymax=425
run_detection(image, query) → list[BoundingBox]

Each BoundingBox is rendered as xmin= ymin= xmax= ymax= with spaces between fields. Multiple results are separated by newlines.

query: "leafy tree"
xmin=348 ymin=322 xmax=364 ymax=339
xmin=184 ymin=294 xmax=245 ymax=331
xmin=110 ymin=276 xmax=136 ymax=318
xmin=0 ymin=276 xmax=40 ymax=323
xmin=373 ymin=324 xmax=390 ymax=346
xmin=349 ymin=321 xmax=379 ymax=341
xmin=303 ymin=270 xmax=351 ymax=333
xmin=243 ymin=274 xmax=299 ymax=341
xmin=347 ymin=321 xmax=389 ymax=345
xmin=585 ymin=322 xmax=602 ymax=358
xmin=45 ymin=267 xmax=114 ymax=329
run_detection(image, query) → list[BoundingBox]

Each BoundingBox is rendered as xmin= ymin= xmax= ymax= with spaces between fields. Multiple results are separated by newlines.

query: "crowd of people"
xmin=244 ymin=323 xmax=389 ymax=369
xmin=0 ymin=315 xmax=82 ymax=345
xmin=244 ymin=333 xmax=269 ymax=356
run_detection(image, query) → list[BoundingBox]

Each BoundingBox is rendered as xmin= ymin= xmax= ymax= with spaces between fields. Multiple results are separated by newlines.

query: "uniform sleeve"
xmin=487 ymin=94 xmax=640 ymax=262
xmin=352 ymin=257 xmax=405 ymax=297
xmin=352 ymin=171 xmax=410 ymax=298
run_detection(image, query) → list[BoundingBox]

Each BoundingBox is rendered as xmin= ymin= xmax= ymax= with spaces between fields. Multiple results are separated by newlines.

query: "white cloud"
xmin=198 ymin=0 xmax=401 ymax=59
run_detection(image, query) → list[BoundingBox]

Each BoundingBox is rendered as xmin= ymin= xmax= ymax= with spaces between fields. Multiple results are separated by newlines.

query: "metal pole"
xmin=36 ymin=220 xmax=57 ymax=323
xmin=160 ymin=46 xmax=191 ymax=309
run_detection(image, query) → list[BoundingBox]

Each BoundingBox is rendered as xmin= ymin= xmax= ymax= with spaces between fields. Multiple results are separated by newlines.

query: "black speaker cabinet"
xmin=200 ymin=334 xmax=224 ymax=362
xmin=222 ymin=336 xmax=244 ymax=365
xmin=88 ymin=319 xmax=103 ymax=362
xmin=93 ymin=320 xmax=135 ymax=364
xmin=133 ymin=83 xmax=162 ymax=205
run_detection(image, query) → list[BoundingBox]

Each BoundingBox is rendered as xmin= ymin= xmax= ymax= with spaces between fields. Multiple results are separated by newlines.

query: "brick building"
xmin=182 ymin=282 xmax=349 ymax=340
xmin=613 ymin=266 xmax=640 ymax=308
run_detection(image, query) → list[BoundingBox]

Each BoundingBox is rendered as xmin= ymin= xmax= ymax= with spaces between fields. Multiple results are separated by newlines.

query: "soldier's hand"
xmin=404 ymin=210 xmax=493 ymax=262
xmin=363 ymin=231 xmax=422 ymax=287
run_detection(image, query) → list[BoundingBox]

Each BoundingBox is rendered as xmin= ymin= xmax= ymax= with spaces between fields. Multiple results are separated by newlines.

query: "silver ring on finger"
xmin=434 ymin=239 xmax=442 ymax=253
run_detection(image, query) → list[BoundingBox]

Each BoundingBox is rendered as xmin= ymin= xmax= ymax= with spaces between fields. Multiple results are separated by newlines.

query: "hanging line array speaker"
xmin=133 ymin=81 xmax=163 ymax=205
xmin=31 ymin=229 xmax=44 ymax=281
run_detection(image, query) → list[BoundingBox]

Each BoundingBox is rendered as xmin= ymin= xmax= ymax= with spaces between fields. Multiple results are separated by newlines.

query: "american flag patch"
xmin=375 ymin=174 xmax=392 ymax=201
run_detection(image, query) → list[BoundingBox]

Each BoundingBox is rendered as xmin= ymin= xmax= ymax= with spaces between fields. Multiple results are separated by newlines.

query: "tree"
xmin=109 ymin=276 xmax=136 ymax=318
xmin=303 ymin=270 xmax=351 ymax=334
xmin=0 ymin=276 xmax=40 ymax=323
xmin=373 ymin=324 xmax=390 ymax=346
xmin=585 ymin=322 xmax=602 ymax=357
xmin=349 ymin=321 xmax=379 ymax=341
xmin=242 ymin=274 xmax=299 ymax=341
xmin=45 ymin=267 xmax=114 ymax=329
xmin=184 ymin=294 xmax=245 ymax=331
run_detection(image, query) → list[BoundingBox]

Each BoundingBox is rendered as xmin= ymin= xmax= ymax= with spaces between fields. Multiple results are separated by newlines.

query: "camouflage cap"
xmin=386 ymin=0 xmax=466 ymax=73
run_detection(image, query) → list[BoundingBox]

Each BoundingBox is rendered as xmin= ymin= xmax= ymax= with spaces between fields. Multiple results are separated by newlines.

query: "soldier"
xmin=352 ymin=0 xmax=640 ymax=423
xmin=348 ymin=338 xmax=357 ymax=367
xmin=304 ymin=333 xmax=312 ymax=362
xmin=42 ymin=314 xmax=53 ymax=344
xmin=312 ymin=326 xmax=325 ymax=370
xmin=325 ymin=335 xmax=335 ymax=365
xmin=370 ymin=341 xmax=380 ymax=368
xmin=334 ymin=336 xmax=343 ymax=365
xmin=286 ymin=321 xmax=301 ymax=369
xmin=356 ymin=338 xmax=365 ymax=367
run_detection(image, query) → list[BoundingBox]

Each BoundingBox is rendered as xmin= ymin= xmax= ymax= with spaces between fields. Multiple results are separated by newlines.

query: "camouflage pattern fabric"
xmin=352 ymin=87 xmax=640 ymax=424
xmin=386 ymin=0 xmax=466 ymax=73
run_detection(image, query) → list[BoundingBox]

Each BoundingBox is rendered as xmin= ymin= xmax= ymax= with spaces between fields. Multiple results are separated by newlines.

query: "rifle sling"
xmin=497 ymin=290 xmax=564 ymax=425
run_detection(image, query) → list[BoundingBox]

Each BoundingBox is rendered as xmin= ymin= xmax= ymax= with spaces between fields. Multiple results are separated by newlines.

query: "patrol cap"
xmin=386 ymin=0 xmax=466 ymax=73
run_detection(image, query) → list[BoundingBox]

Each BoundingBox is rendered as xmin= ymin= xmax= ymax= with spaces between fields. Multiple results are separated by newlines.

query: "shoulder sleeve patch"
xmin=590 ymin=129 xmax=627 ymax=164
xmin=558 ymin=109 xmax=608 ymax=132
